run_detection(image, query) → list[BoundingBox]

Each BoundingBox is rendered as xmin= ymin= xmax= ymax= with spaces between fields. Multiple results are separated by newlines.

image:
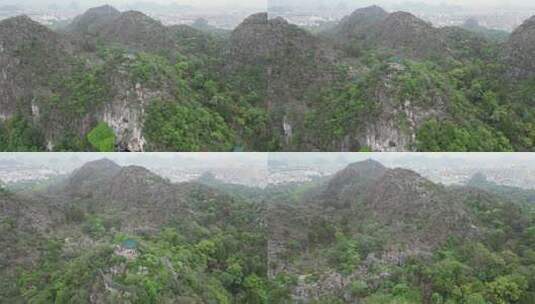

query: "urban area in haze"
xmin=1 ymin=0 xmax=534 ymax=30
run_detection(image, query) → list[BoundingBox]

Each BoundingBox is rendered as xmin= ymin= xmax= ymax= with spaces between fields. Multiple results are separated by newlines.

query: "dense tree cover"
xmin=2 ymin=167 xmax=535 ymax=303
xmin=1 ymin=35 xmax=271 ymax=151
xmin=2 ymin=189 xmax=269 ymax=303
xmin=44 ymin=61 xmax=111 ymax=118
xmin=416 ymin=119 xmax=512 ymax=152
xmin=302 ymin=45 xmax=535 ymax=152
xmin=87 ymin=122 xmax=116 ymax=152
xmin=143 ymin=100 xmax=235 ymax=151
xmin=260 ymin=178 xmax=535 ymax=304
xmin=0 ymin=114 xmax=44 ymax=151
xmin=3 ymin=14 xmax=534 ymax=151
xmin=303 ymin=72 xmax=379 ymax=149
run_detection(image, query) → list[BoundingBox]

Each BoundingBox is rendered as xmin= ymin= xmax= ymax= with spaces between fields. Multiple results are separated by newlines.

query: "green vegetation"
xmin=416 ymin=119 xmax=512 ymax=151
xmin=46 ymin=62 xmax=111 ymax=117
xmin=7 ymin=187 xmax=268 ymax=304
xmin=304 ymin=80 xmax=377 ymax=149
xmin=260 ymin=172 xmax=535 ymax=304
xmin=2 ymin=8 xmax=535 ymax=152
xmin=0 ymin=114 xmax=44 ymax=151
xmin=144 ymin=100 xmax=234 ymax=151
xmin=2 ymin=160 xmax=535 ymax=303
xmin=87 ymin=122 xmax=116 ymax=152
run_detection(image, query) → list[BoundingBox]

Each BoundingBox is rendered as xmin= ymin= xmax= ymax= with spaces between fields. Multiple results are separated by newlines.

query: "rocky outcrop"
xmin=0 ymin=15 xmax=74 ymax=119
xmin=95 ymin=61 xmax=175 ymax=152
xmin=0 ymin=6 xmax=212 ymax=152
xmin=322 ymin=159 xmax=387 ymax=207
xmin=228 ymin=13 xmax=270 ymax=65
xmin=506 ymin=15 xmax=535 ymax=79
xmin=63 ymin=158 xmax=122 ymax=198
xmin=361 ymin=65 xmax=448 ymax=151
xmin=50 ymin=159 xmax=214 ymax=230
xmin=375 ymin=12 xmax=449 ymax=59
xmin=228 ymin=12 xmax=342 ymax=146
xmin=330 ymin=7 xmax=450 ymax=60
xmin=330 ymin=5 xmax=389 ymax=42
xmin=316 ymin=62 xmax=447 ymax=152
xmin=67 ymin=4 xmax=120 ymax=35
xmin=67 ymin=5 xmax=203 ymax=56
xmin=265 ymin=160 xmax=501 ymax=301
xmin=98 ymin=11 xmax=178 ymax=53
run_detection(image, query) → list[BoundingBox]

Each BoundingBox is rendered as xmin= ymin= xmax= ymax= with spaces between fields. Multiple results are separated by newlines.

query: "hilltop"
xmin=1 ymin=158 xmax=534 ymax=302
xmin=330 ymin=7 xmax=448 ymax=60
xmin=506 ymin=15 xmax=535 ymax=79
xmin=0 ymin=5 xmax=534 ymax=152
xmin=265 ymin=160 xmax=533 ymax=302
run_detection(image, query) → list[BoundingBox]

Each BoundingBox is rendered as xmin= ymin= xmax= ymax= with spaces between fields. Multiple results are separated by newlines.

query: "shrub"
xmin=87 ymin=122 xmax=115 ymax=152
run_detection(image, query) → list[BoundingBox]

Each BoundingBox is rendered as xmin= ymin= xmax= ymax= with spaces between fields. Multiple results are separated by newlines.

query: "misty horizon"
xmin=2 ymin=0 xmax=535 ymax=10
xmin=2 ymin=153 xmax=535 ymax=191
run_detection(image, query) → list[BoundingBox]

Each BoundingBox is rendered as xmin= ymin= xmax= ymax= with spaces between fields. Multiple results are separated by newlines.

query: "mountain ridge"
xmin=0 ymin=5 xmax=534 ymax=152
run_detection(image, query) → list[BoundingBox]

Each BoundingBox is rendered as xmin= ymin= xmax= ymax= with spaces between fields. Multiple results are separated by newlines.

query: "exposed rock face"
xmin=364 ymin=168 xmax=474 ymax=247
xmin=258 ymin=6 xmax=517 ymax=152
xmin=229 ymin=12 xmax=341 ymax=146
xmin=330 ymin=5 xmax=389 ymax=41
xmin=376 ymin=12 xmax=449 ymax=59
xmin=330 ymin=7 xmax=450 ymax=60
xmin=101 ymin=96 xmax=146 ymax=152
xmin=323 ymin=159 xmax=387 ymax=206
xmin=506 ymin=15 xmax=535 ymax=79
xmin=98 ymin=11 xmax=178 ymax=53
xmin=96 ymin=63 xmax=175 ymax=152
xmin=360 ymin=65 xmax=447 ymax=151
xmin=67 ymin=8 xmax=179 ymax=54
xmin=309 ymin=62 xmax=447 ymax=152
xmin=0 ymin=15 xmax=74 ymax=118
xmin=0 ymin=6 xmax=190 ymax=151
xmin=229 ymin=13 xmax=270 ymax=65
xmin=266 ymin=160 xmax=498 ymax=302
xmin=52 ymin=159 xmax=215 ymax=230
xmin=67 ymin=4 xmax=120 ymax=35
xmin=64 ymin=159 xmax=122 ymax=197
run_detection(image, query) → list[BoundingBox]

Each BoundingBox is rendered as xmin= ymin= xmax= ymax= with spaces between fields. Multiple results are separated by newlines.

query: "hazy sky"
xmin=269 ymin=0 xmax=535 ymax=9
xmin=2 ymin=152 xmax=535 ymax=171
xmin=0 ymin=152 xmax=268 ymax=170
xmin=0 ymin=0 xmax=267 ymax=9
xmin=268 ymin=152 xmax=535 ymax=167
xmin=3 ymin=0 xmax=533 ymax=10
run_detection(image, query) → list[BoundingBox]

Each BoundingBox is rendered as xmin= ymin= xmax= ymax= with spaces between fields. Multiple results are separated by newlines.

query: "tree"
xmin=329 ymin=232 xmax=361 ymax=275
xmin=144 ymin=99 xmax=234 ymax=151
xmin=243 ymin=274 xmax=267 ymax=304
xmin=486 ymin=275 xmax=527 ymax=304
xmin=0 ymin=115 xmax=44 ymax=151
xmin=87 ymin=122 xmax=116 ymax=152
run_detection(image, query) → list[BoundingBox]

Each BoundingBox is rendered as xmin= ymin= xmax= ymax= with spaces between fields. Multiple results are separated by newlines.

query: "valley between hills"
xmin=1 ymin=4 xmax=535 ymax=152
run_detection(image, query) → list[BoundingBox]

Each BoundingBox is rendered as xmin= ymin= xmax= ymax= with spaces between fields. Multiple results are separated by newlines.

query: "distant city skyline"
xmin=269 ymin=0 xmax=535 ymax=10
xmin=1 ymin=153 xmax=535 ymax=190
xmin=2 ymin=0 xmax=534 ymax=11
xmin=0 ymin=0 xmax=267 ymax=10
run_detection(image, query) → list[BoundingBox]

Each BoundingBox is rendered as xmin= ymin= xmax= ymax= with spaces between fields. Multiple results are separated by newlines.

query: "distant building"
xmin=115 ymin=239 xmax=139 ymax=260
